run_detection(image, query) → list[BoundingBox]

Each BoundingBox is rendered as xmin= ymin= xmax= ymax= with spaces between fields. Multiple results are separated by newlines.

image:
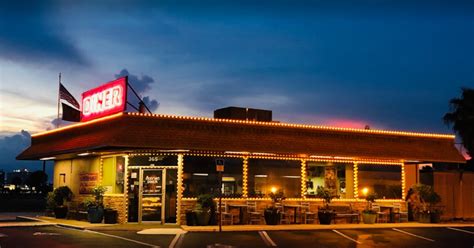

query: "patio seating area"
xmin=213 ymin=201 xmax=409 ymax=226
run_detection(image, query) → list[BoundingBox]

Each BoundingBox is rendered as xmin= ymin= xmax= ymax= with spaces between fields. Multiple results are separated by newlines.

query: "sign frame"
xmin=81 ymin=77 xmax=128 ymax=122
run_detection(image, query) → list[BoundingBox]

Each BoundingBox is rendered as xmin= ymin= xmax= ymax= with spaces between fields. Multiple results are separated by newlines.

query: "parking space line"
xmin=258 ymin=231 xmax=277 ymax=247
xmin=332 ymin=230 xmax=362 ymax=244
xmin=83 ymin=229 xmax=160 ymax=248
xmin=447 ymin=227 xmax=474 ymax=235
xmin=392 ymin=228 xmax=435 ymax=242
xmin=169 ymin=233 xmax=185 ymax=248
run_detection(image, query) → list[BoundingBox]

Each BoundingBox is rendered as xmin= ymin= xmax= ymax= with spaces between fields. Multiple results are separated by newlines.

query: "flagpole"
xmin=57 ymin=73 xmax=61 ymax=129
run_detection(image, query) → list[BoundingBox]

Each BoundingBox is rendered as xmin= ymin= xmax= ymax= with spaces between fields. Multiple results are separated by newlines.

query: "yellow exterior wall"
xmin=53 ymin=157 xmax=100 ymax=195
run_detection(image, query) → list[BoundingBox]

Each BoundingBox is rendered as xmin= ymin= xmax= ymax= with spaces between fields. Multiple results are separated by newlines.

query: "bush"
xmin=52 ymin=186 xmax=73 ymax=206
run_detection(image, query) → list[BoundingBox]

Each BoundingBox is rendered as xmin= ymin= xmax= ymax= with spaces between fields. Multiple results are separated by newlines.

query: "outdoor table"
xmin=283 ymin=204 xmax=301 ymax=224
xmin=380 ymin=206 xmax=395 ymax=223
xmin=228 ymin=204 xmax=248 ymax=224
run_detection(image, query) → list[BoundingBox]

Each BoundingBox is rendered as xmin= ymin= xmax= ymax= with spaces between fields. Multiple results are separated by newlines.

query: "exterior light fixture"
xmin=192 ymin=173 xmax=209 ymax=176
xmin=40 ymin=157 xmax=56 ymax=160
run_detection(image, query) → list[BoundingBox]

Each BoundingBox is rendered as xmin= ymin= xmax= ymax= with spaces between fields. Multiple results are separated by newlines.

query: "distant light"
xmin=40 ymin=157 xmax=56 ymax=161
xmin=193 ymin=173 xmax=209 ymax=176
xmin=270 ymin=186 xmax=277 ymax=193
xmin=362 ymin=187 xmax=369 ymax=196
xmin=78 ymin=152 xmax=90 ymax=156
xmin=254 ymin=175 xmax=268 ymax=178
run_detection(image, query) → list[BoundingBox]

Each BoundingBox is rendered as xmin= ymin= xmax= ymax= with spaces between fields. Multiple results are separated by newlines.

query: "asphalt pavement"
xmin=0 ymin=225 xmax=473 ymax=248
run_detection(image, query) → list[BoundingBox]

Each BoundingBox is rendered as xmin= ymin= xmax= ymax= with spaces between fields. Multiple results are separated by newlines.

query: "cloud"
xmin=115 ymin=69 xmax=160 ymax=112
xmin=0 ymin=1 xmax=87 ymax=66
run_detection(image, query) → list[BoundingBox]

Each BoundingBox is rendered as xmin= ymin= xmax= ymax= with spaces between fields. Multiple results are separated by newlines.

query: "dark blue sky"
xmin=0 ymin=0 xmax=473 ymax=174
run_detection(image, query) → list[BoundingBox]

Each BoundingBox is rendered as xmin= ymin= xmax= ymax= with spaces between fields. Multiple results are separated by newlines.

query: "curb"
xmin=17 ymin=216 xmax=87 ymax=231
xmin=55 ymin=223 xmax=86 ymax=231
xmin=181 ymin=223 xmax=474 ymax=232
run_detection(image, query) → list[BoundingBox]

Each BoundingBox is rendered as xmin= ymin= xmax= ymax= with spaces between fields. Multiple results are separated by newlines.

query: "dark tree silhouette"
xmin=443 ymin=88 xmax=474 ymax=158
xmin=27 ymin=171 xmax=48 ymax=188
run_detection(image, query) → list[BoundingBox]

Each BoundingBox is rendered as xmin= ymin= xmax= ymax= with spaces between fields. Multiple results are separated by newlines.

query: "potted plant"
xmin=104 ymin=207 xmax=118 ymax=224
xmin=83 ymin=186 xmax=107 ymax=223
xmin=264 ymin=189 xmax=285 ymax=225
xmin=412 ymin=184 xmax=441 ymax=223
xmin=51 ymin=186 xmax=73 ymax=218
xmin=362 ymin=192 xmax=378 ymax=224
xmin=316 ymin=186 xmax=337 ymax=225
xmin=194 ymin=194 xmax=215 ymax=225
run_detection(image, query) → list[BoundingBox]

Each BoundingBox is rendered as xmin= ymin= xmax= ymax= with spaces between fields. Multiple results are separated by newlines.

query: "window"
xmin=102 ymin=156 xmax=125 ymax=194
xmin=248 ymin=159 xmax=301 ymax=198
xmin=183 ymin=156 xmax=243 ymax=197
xmin=306 ymin=162 xmax=351 ymax=198
xmin=358 ymin=164 xmax=402 ymax=199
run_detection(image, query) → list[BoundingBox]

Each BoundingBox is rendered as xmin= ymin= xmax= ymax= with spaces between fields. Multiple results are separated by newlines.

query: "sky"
xmin=0 ymin=0 xmax=473 ymax=175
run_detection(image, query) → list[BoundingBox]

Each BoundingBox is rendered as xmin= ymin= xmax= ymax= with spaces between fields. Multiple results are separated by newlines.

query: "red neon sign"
xmin=81 ymin=77 xmax=127 ymax=122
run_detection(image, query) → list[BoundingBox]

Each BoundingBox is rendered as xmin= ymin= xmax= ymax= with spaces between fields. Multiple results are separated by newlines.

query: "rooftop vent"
xmin=214 ymin=106 xmax=272 ymax=122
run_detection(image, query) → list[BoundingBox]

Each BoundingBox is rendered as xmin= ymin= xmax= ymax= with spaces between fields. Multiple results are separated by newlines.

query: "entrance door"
xmin=140 ymin=169 xmax=163 ymax=222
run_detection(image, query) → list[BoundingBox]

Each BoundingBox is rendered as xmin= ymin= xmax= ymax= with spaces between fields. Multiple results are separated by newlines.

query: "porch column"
xmin=242 ymin=156 xmax=248 ymax=198
xmin=353 ymin=162 xmax=359 ymax=199
xmin=177 ymin=153 xmax=184 ymax=225
xmin=301 ymin=159 xmax=307 ymax=199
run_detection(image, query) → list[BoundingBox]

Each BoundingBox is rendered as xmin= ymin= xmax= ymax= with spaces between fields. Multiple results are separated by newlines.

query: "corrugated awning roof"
xmin=17 ymin=112 xmax=465 ymax=163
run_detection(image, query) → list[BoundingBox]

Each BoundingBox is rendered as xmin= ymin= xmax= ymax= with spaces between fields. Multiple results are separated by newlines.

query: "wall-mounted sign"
xmin=128 ymin=155 xmax=178 ymax=166
xmin=142 ymin=170 xmax=162 ymax=194
xmin=79 ymin=172 xmax=98 ymax=194
xmin=81 ymin=77 xmax=127 ymax=122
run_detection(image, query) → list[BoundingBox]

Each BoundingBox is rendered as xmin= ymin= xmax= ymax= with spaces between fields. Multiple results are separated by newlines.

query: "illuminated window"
xmin=183 ymin=156 xmax=243 ymax=197
xmin=358 ymin=164 xmax=402 ymax=199
xmin=248 ymin=159 xmax=301 ymax=198
xmin=306 ymin=162 xmax=351 ymax=198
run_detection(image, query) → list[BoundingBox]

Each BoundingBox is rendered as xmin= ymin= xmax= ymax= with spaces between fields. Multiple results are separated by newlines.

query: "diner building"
xmin=17 ymin=107 xmax=465 ymax=224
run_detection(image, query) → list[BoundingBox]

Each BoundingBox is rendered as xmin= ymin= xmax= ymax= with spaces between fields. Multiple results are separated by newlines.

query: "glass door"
xmin=164 ymin=169 xmax=177 ymax=223
xmin=140 ymin=169 xmax=163 ymax=222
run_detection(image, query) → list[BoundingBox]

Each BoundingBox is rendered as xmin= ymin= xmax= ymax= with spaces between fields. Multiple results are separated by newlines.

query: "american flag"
xmin=59 ymin=83 xmax=80 ymax=109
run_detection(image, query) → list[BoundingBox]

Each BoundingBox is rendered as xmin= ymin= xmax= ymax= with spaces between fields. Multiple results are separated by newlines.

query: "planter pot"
xmin=185 ymin=211 xmax=196 ymax=226
xmin=430 ymin=212 xmax=441 ymax=223
xmin=318 ymin=211 xmax=335 ymax=225
xmin=54 ymin=206 xmax=68 ymax=219
xmin=87 ymin=206 xmax=104 ymax=223
xmin=264 ymin=209 xmax=281 ymax=225
xmin=195 ymin=210 xmax=210 ymax=226
xmin=362 ymin=213 xmax=377 ymax=224
xmin=418 ymin=212 xmax=431 ymax=223
xmin=104 ymin=209 xmax=118 ymax=224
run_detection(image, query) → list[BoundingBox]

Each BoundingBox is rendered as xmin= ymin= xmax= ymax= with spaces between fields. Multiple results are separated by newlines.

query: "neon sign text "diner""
xmin=81 ymin=77 xmax=127 ymax=122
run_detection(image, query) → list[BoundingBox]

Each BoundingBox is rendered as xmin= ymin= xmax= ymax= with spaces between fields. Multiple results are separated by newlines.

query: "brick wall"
xmin=104 ymin=195 xmax=127 ymax=224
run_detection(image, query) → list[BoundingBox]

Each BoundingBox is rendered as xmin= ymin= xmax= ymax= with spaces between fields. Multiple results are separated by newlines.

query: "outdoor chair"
xmin=246 ymin=201 xmax=263 ymax=225
xmin=392 ymin=202 xmax=409 ymax=222
xmin=300 ymin=202 xmax=316 ymax=224
xmin=372 ymin=204 xmax=389 ymax=223
xmin=276 ymin=203 xmax=292 ymax=224
xmin=217 ymin=202 xmax=234 ymax=225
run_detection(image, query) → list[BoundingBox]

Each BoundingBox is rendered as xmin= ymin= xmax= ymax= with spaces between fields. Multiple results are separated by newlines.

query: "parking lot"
xmin=0 ymin=225 xmax=473 ymax=247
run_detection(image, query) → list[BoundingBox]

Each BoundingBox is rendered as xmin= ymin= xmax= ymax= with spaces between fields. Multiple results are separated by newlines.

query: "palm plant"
xmin=443 ymin=88 xmax=474 ymax=158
